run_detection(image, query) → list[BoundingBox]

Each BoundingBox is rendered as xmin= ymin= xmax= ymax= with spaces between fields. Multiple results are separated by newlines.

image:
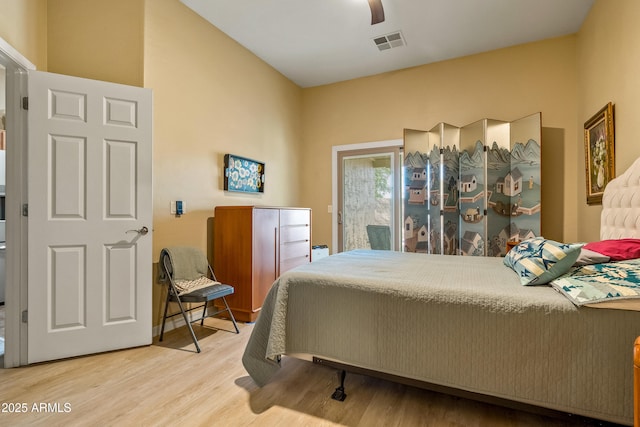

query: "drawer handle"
xmin=281 ymin=239 xmax=310 ymax=244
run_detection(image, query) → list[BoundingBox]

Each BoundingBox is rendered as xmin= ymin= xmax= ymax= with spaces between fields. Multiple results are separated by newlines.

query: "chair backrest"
xmin=366 ymin=225 xmax=391 ymax=250
xmin=160 ymin=247 xmax=215 ymax=282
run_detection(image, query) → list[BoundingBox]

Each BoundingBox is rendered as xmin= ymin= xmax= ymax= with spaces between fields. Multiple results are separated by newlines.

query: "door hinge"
xmin=22 ymin=203 xmax=28 ymax=216
xmin=22 ymin=310 xmax=28 ymax=323
xmin=22 ymin=96 xmax=28 ymax=110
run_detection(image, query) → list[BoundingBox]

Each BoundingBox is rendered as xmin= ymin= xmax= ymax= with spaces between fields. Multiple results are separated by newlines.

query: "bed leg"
xmin=331 ymin=370 xmax=347 ymax=401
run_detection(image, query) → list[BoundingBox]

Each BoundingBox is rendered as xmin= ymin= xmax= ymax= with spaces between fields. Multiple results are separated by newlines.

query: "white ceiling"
xmin=180 ymin=0 xmax=594 ymax=88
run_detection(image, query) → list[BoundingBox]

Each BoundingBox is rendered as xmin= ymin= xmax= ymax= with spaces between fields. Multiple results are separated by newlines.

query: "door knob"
xmin=127 ymin=226 xmax=149 ymax=235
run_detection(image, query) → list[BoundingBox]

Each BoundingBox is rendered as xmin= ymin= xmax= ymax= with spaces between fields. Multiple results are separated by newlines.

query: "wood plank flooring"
xmin=0 ymin=318 xmax=623 ymax=426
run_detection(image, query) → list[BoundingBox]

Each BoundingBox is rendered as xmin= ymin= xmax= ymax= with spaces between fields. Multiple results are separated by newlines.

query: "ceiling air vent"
xmin=373 ymin=31 xmax=405 ymax=51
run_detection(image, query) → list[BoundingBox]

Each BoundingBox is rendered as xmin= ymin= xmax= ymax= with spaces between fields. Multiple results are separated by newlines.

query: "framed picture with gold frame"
xmin=584 ymin=102 xmax=615 ymax=205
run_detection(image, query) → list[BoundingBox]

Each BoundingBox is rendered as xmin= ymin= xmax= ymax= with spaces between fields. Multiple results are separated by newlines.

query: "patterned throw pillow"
xmin=503 ymin=237 xmax=582 ymax=285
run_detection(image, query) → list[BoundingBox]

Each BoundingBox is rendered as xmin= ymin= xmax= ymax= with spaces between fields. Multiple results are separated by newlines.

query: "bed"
xmin=243 ymin=158 xmax=640 ymax=426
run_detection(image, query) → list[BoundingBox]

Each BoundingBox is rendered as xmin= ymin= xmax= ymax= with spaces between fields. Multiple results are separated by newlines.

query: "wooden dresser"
xmin=213 ymin=206 xmax=312 ymax=322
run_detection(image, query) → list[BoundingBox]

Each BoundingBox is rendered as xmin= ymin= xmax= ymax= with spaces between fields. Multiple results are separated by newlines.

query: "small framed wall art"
xmin=224 ymin=154 xmax=265 ymax=193
xmin=584 ymin=102 xmax=615 ymax=205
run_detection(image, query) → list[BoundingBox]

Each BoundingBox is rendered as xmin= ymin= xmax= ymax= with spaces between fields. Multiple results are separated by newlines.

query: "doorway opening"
xmin=0 ymin=36 xmax=35 ymax=368
xmin=332 ymin=140 xmax=403 ymax=252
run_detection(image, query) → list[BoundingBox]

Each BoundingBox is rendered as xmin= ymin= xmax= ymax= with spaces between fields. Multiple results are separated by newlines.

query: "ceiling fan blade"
xmin=368 ymin=0 xmax=385 ymax=25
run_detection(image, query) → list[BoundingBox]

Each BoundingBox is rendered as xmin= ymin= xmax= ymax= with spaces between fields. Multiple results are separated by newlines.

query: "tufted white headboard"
xmin=600 ymin=157 xmax=640 ymax=239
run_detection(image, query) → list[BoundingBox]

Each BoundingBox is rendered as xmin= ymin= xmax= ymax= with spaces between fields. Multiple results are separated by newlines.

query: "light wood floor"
xmin=0 ymin=318 xmax=622 ymax=426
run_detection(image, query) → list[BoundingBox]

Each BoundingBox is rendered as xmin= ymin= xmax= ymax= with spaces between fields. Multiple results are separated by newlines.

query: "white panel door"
xmin=27 ymin=70 xmax=152 ymax=364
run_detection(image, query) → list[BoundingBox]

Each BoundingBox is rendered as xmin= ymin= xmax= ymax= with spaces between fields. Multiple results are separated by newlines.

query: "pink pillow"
xmin=583 ymin=239 xmax=640 ymax=261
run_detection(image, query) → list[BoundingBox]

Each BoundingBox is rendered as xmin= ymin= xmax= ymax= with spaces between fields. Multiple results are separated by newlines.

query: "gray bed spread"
xmin=242 ymin=250 xmax=640 ymax=425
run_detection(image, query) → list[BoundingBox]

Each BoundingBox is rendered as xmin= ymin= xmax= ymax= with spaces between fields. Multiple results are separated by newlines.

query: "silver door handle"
xmin=338 ymin=211 xmax=343 ymax=225
xmin=126 ymin=226 xmax=149 ymax=236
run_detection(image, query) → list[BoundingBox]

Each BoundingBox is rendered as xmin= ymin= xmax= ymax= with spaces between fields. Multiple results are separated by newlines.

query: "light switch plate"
xmin=171 ymin=200 xmax=186 ymax=214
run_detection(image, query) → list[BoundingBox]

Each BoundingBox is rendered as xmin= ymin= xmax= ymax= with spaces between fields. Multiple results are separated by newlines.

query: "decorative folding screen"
xmin=403 ymin=112 xmax=541 ymax=257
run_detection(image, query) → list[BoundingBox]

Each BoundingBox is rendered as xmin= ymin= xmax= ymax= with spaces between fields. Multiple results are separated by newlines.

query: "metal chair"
xmin=159 ymin=247 xmax=239 ymax=353
xmin=366 ymin=225 xmax=391 ymax=250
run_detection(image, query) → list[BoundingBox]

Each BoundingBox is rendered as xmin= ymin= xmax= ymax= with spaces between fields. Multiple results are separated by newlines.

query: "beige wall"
xmin=0 ymin=0 xmax=47 ymax=69
xmin=47 ymin=0 xmax=144 ymax=86
xmin=41 ymin=0 xmax=302 ymax=254
xmin=576 ymin=0 xmax=640 ymax=241
xmin=144 ymin=0 xmax=303 ymax=322
xmin=301 ymin=36 xmax=579 ymax=250
xmin=144 ymin=0 xmax=302 ymax=257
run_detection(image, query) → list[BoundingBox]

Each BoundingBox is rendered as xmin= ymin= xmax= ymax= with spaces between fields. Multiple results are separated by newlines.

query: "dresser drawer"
xmin=280 ymin=240 xmax=311 ymax=274
xmin=280 ymin=224 xmax=310 ymax=243
xmin=280 ymin=240 xmax=310 ymax=260
xmin=280 ymin=255 xmax=310 ymax=274
xmin=280 ymin=209 xmax=310 ymax=226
